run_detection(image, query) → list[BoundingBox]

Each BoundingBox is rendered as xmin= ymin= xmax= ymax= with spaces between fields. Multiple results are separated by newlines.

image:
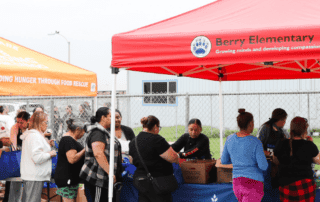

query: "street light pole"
xmin=48 ymin=31 xmax=70 ymax=63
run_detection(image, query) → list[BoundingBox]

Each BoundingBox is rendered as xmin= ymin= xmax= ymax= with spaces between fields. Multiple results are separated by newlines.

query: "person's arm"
xmin=30 ymin=136 xmax=52 ymax=164
xmin=62 ymin=137 xmax=85 ymax=164
xmin=171 ymin=134 xmax=187 ymax=153
xmin=92 ymin=141 xmax=110 ymax=174
xmin=10 ymin=124 xmax=19 ymax=149
xmin=258 ymin=125 xmax=271 ymax=156
xmin=313 ymin=153 xmax=320 ymax=165
xmin=180 ymin=135 xmax=210 ymax=158
xmin=310 ymin=142 xmax=320 ymax=165
xmin=256 ymin=142 xmax=269 ymax=170
xmin=159 ymin=147 xmax=179 ymax=164
xmin=220 ymin=140 xmax=231 ymax=164
xmin=66 ymin=149 xmax=85 ymax=164
xmin=258 ymin=125 xmax=268 ymax=142
xmin=92 ymin=141 xmax=115 ymax=183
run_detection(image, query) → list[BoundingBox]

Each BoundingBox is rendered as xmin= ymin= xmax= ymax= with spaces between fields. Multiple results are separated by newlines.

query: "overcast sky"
xmin=0 ymin=0 xmax=215 ymax=91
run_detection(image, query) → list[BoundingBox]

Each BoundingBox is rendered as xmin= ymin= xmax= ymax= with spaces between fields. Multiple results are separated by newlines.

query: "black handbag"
xmin=134 ymin=137 xmax=178 ymax=195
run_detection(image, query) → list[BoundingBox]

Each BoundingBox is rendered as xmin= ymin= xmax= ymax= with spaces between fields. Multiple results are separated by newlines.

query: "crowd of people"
xmin=0 ymin=103 xmax=320 ymax=202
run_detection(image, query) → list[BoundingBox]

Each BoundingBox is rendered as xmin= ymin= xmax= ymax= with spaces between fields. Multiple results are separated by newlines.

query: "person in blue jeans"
xmin=220 ymin=108 xmax=268 ymax=202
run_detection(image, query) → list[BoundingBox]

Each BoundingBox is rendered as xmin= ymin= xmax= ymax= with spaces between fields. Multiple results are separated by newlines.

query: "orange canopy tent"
xmin=0 ymin=37 xmax=97 ymax=96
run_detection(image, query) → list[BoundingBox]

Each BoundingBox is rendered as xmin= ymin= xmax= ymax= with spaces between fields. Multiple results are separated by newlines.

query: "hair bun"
xmin=66 ymin=119 xmax=74 ymax=126
xmin=238 ymin=108 xmax=246 ymax=114
xmin=140 ymin=117 xmax=148 ymax=125
xmin=90 ymin=116 xmax=97 ymax=124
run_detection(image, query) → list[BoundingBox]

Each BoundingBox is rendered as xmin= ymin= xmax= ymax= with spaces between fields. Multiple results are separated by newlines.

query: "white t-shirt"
xmin=0 ymin=114 xmax=15 ymax=139
xmin=116 ymin=132 xmax=130 ymax=159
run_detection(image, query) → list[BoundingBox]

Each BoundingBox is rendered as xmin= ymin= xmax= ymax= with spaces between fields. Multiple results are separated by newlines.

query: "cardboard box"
xmin=180 ymin=159 xmax=216 ymax=184
xmin=215 ymin=159 xmax=233 ymax=183
xmin=41 ymin=188 xmax=61 ymax=202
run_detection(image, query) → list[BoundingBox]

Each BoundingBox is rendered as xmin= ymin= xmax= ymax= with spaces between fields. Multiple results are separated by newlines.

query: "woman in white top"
xmin=20 ymin=111 xmax=57 ymax=202
xmin=107 ymin=109 xmax=135 ymax=161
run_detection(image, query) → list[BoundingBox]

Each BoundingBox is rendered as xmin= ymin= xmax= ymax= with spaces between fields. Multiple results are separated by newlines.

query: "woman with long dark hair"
xmin=258 ymin=108 xmax=288 ymax=156
xmin=257 ymin=108 xmax=288 ymax=189
xmin=274 ymin=117 xmax=320 ymax=201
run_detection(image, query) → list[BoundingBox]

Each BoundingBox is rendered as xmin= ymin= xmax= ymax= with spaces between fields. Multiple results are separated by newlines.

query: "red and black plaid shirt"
xmin=279 ymin=178 xmax=316 ymax=202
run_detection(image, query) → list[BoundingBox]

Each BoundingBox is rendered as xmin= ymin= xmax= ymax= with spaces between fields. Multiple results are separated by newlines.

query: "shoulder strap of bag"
xmin=134 ymin=136 xmax=153 ymax=179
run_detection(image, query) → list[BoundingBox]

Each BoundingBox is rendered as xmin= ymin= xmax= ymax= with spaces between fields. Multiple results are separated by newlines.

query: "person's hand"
xmin=264 ymin=150 xmax=271 ymax=156
xmin=1 ymin=147 xmax=10 ymax=152
xmin=306 ymin=136 xmax=313 ymax=142
xmin=113 ymin=175 xmax=116 ymax=184
xmin=49 ymin=150 xmax=57 ymax=157
xmin=49 ymin=140 xmax=55 ymax=147
xmin=0 ymin=137 xmax=11 ymax=147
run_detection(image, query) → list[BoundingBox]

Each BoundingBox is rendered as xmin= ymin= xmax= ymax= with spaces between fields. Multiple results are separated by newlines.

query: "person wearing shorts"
xmin=54 ymin=118 xmax=86 ymax=202
xmin=56 ymin=185 xmax=80 ymax=200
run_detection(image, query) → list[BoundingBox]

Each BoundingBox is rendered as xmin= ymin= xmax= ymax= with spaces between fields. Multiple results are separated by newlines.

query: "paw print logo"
xmin=191 ymin=36 xmax=211 ymax=58
xmin=211 ymin=194 xmax=218 ymax=202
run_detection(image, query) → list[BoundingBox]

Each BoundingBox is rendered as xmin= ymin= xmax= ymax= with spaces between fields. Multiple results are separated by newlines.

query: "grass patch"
xmin=133 ymin=126 xmax=320 ymax=169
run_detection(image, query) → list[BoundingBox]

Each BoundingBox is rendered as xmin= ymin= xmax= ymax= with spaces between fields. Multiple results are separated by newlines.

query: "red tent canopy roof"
xmin=111 ymin=0 xmax=320 ymax=81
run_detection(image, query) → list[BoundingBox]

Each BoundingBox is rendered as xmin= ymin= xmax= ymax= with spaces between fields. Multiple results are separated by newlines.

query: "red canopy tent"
xmin=108 ymin=0 xmax=320 ymax=200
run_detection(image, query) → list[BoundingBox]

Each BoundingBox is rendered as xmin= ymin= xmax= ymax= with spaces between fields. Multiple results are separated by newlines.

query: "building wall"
xmin=124 ymin=71 xmax=320 ymax=131
xmin=128 ymin=71 xmax=319 ymax=95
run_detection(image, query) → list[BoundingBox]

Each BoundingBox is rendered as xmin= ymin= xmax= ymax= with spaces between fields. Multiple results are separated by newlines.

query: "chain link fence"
xmin=1 ymin=91 xmax=320 ymax=159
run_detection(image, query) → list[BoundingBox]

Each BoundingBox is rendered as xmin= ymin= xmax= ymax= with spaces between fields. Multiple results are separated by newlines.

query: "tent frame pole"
xmin=219 ymin=80 xmax=224 ymax=156
xmin=108 ymin=67 xmax=119 ymax=202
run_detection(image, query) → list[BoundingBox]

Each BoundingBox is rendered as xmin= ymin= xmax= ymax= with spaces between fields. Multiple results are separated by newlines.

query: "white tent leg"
xmin=219 ymin=81 xmax=224 ymax=156
xmin=108 ymin=73 xmax=117 ymax=202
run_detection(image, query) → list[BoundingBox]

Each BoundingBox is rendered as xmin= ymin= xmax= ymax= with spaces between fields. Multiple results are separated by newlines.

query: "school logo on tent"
xmin=191 ymin=36 xmax=211 ymax=58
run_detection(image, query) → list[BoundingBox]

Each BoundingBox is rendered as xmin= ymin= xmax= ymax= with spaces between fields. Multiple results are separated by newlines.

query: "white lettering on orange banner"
xmin=73 ymin=81 xmax=88 ymax=87
xmin=61 ymin=80 xmax=73 ymax=86
xmin=38 ymin=78 xmax=60 ymax=85
xmin=0 ymin=75 xmax=13 ymax=82
xmin=0 ymin=74 xmax=89 ymax=89
xmin=0 ymin=50 xmax=48 ymax=69
xmin=0 ymin=42 xmax=18 ymax=51
xmin=15 ymin=76 xmax=37 ymax=84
